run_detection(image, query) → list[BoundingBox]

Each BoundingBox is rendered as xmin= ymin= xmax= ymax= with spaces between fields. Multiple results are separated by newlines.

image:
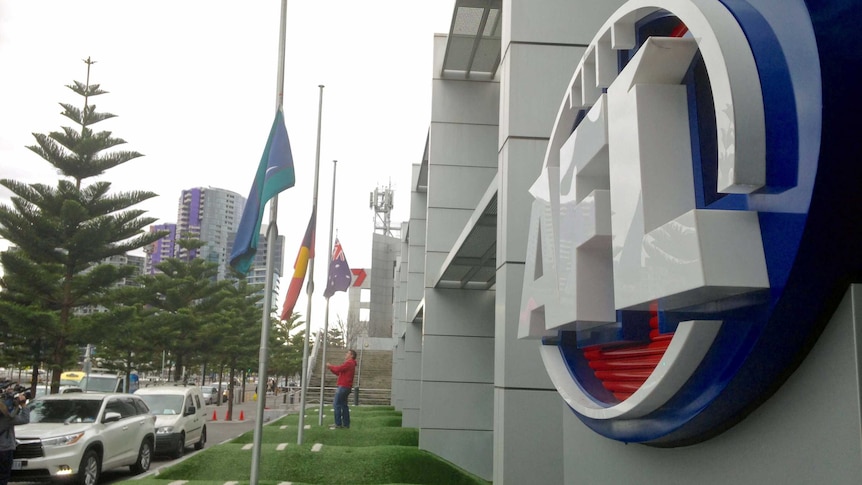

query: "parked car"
xmin=12 ymin=393 xmax=156 ymax=484
xmin=34 ymin=386 xmax=83 ymax=399
xmin=134 ymin=385 xmax=207 ymax=458
xmin=78 ymin=373 xmax=124 ymax=393
xmin=216 ymin=382 xmax=233 ymax=403
xmin=199 ymin=385 xmax=217 ymax=405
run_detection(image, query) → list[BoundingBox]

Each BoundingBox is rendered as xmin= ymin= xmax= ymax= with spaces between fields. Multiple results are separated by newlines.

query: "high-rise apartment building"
xmin=145 ymin=223 xmax=177 ymax=275
xmin=176 ymin=187 xmax=246 ymax=281
xmin=145 ymin=187 xmax=284 ymax=308
xmin=227 ymin=223 xmax=285 ymax=309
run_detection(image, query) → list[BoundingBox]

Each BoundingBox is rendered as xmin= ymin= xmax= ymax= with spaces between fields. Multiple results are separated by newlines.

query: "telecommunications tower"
xmin=369 ymin=183 xmax=399 ymax=237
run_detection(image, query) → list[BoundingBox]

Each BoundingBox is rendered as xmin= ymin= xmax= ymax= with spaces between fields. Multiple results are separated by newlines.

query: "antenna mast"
xmin=369 ymin=182 xmax=398 ymax=237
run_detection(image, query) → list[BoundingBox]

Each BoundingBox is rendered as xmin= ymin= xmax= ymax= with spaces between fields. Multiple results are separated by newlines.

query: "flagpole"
xmin=298 ymin=84 xmax=325 ymax=444
xmin=318 ymin=159 xmax=338 ymax=425
xmin=249 ymin=1 xmax=288 ymax=483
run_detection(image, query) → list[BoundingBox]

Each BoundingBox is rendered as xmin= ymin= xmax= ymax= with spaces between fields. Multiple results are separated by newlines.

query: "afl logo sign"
xmin=519 ymin=0 xmax=862 ymax=446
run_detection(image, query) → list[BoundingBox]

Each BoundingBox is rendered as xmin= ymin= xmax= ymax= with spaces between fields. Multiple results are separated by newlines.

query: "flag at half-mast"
xmin=229 ymin=109 xmax=296 ymax=275
xmin=323 ymin=238 xmax=352 ymax=298
xmin=280 ymin=211 xmax=315 ymax=320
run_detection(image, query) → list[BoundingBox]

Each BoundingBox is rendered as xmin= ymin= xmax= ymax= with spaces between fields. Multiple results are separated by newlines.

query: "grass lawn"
xmin=126 ymin=406 xmax=490 ymax=485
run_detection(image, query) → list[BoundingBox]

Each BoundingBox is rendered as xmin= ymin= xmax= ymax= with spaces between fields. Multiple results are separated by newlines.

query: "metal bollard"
xmin=353 ymin=387 xmax=359 ymax=406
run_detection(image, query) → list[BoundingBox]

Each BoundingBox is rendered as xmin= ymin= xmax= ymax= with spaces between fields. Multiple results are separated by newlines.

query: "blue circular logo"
xmin=519 ymin=0 xmax=862 ymax=445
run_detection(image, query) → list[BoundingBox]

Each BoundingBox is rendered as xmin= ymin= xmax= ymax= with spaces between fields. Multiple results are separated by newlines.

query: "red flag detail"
xmin=280 ymin=211 xmax=315 ymax=320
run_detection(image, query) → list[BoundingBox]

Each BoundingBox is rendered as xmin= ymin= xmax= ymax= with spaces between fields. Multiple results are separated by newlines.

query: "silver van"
xmin=134 ymin=385 xmax=207 ymax=458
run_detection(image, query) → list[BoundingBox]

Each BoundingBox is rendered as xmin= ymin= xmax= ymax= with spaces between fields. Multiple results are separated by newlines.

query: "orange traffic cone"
xmin=212 ymin=410 xmax=217 ymax=421
xmin=239 ymin=410 xmax=245 ymax=421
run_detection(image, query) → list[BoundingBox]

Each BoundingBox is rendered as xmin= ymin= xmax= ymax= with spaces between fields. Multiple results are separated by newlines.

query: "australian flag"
xmin=323 ymin=238 xmax=352 ymax=298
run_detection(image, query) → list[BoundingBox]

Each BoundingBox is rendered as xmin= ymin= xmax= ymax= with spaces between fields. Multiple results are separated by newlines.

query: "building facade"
xmin=229 ymin=223 xmax=285 ymax=306
xmin=176 ymin=187 xmax=246 ymax=280
xmin=144 ymin=223 xmax=177 ymax=275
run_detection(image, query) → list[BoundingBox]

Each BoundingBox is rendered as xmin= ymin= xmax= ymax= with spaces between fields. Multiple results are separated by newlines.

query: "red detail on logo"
xmin=351 ymin=268 xmax=367 ymax=287
xmin=582 ymin=301 xmax=673 ymax=402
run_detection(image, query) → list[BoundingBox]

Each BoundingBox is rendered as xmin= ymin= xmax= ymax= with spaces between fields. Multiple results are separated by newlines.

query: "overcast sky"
xmin=0 ymin=0 xmax=455 ymax=333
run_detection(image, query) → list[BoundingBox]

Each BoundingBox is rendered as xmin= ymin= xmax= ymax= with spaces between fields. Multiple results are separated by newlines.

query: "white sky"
xmin=0 ymin=0 xmax=455 ymax=333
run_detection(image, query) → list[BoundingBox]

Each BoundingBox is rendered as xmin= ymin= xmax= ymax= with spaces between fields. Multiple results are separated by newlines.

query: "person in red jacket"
xmin=327 ymin=349 xmax=357 ymax=429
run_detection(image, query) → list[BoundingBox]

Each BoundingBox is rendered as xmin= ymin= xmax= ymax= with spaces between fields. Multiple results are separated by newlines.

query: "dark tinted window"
xmin=104 ymin=397 xmax=137 ymax=419
xmin=28 ymin=399 xmax=102 ymax=424
xmin=132 ymin=397 xmax=150 ymax=415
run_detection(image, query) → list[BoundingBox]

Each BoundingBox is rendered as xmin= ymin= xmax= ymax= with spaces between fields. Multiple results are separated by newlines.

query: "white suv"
xmin=12 ymin=393 xmax=156 ymax=484
xmin=134 ymin=385 xmax=206 ymax=458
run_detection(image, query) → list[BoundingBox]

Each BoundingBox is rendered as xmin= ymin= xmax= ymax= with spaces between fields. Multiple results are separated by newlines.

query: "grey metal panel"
xmin=498 ymin=139 xmax=547 ymax=265
xmin=562 ymin=285 xmax=862 ymax=484
xmin=423 ymin=288 xmax=495 ymax=337
xmin=420 ymin=334 xmax=494 ymax=383
xmin=420 ymin=428 xmax=493 ymax=482
xmin=431 ymin=79 xmax=500 ymax=125
xmin=427 ymin=165 xmax=497 ymax=210
xmin=425 ymin=208 xmax=473 ymax=253
xmin=493 ymin=388 xmax=564 ymax=485
xmin=428 ymin=123 xmax=499 ymax=168
xmin=502 ymin=43 xmax=587 ymax=140
xmin=494 ymin=264 xmax=554 ymax=389
xmin=419 ymin=381 xmax=494 ymax=430
xmin=507 ymin=0 xmax=624 ymax=46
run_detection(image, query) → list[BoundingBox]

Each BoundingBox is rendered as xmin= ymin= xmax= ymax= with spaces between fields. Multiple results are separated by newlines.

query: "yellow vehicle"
xmin=59 ymin=371 xmax=86 ymax=387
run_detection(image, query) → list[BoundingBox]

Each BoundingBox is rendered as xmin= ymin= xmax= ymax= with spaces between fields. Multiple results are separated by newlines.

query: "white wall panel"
xmin=505 ymin=0 xmax=625 ymax=46
xmin=498 ymin=139 xmax=549 ymax=264
xmin=421 ymin=335 xmax=495 ymax=383
xmin=420 ymin=428 xmax=493 ymax=481
xmin=502 ymin=43 xmax=587 ymax=141
xmin=431 ymin=78 xmax=500 ymax=125
xmin=423 ymin=289 xmax=496 ymax=337
xmin=494 ymin=387 xmax=564 ymax=485
xmin=429 ymin=123 xmax=499 ymax=168
xmin=418 ymin=381 xmax=494 ymax=430
xmin=424 ymin=208 xmax=473 ymax=253
xmin=494 ymin=265 xmax=554 ymax=389
xmin=409 ymin=192 xmax=427 ymax=221
xmin=427 ymin=165 xmax=497 ymax=210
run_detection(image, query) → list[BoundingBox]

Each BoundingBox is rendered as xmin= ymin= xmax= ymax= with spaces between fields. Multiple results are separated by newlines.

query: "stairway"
xmin=310 ymin=347 xmax=392 ymax=405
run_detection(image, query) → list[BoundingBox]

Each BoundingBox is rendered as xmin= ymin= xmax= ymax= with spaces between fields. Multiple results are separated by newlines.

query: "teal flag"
xmin=229 ymin=109 xmax=295 ymax=275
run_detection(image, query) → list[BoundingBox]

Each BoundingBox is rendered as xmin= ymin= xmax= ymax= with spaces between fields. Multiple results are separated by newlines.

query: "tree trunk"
xmin=227 ymin=365 xmax=236 ymax=420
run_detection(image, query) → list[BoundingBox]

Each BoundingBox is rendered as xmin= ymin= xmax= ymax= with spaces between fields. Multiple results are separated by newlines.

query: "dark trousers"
xmin=333 ymin=386 xmax=352 ymax=428
xmin=0 ymin=449 xmax=14 ymax=485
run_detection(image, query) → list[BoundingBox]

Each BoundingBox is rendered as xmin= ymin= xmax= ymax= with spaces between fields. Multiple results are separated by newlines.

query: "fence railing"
xmin=265 ymin=386 xmax=391 ymax=406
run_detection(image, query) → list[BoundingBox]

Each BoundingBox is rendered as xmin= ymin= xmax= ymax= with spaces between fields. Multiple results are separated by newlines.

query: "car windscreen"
xmin=28 ymin=399 xmax=102 ymax=424
xmin=138 ymin=395 xmax=185 ymax=415
xmin=80 ymin=376 xmax=118 ymax=392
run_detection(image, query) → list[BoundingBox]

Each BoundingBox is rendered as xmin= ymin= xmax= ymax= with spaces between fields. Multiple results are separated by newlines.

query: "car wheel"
xmin=173 ymin=432 xmax=185 ymax=459
xmin=130 ymin=438 xmax=152 ymax=474
xmin=194 ymin=426 xmax=206 ymax=450
xmin=77 ymin=449 xmax=100 ymax=485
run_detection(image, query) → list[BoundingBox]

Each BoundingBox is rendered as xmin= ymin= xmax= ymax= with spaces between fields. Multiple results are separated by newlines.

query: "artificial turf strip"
xmin=229 ymin=425 xmax=419 ymax=447
xmin=130 ymin=406 xmax=489 ymax=485
xmin=153 ymin=445 xmax=486 ymax=484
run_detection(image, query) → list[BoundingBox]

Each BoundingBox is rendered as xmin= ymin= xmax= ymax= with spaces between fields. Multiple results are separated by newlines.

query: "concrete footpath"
xmin=206 ymin=391 xmax=302 ymax=423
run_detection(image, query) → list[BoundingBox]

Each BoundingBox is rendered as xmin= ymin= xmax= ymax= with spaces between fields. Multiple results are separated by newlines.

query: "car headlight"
xmin=41 ymin=432 xmax=84 ymax=447
xmin=156 ymin=426 xmax=175 ymax=434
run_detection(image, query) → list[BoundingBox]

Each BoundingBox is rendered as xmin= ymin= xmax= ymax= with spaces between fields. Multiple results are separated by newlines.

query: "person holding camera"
xmin=0 ymin=383 xmax=30 ymax=485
